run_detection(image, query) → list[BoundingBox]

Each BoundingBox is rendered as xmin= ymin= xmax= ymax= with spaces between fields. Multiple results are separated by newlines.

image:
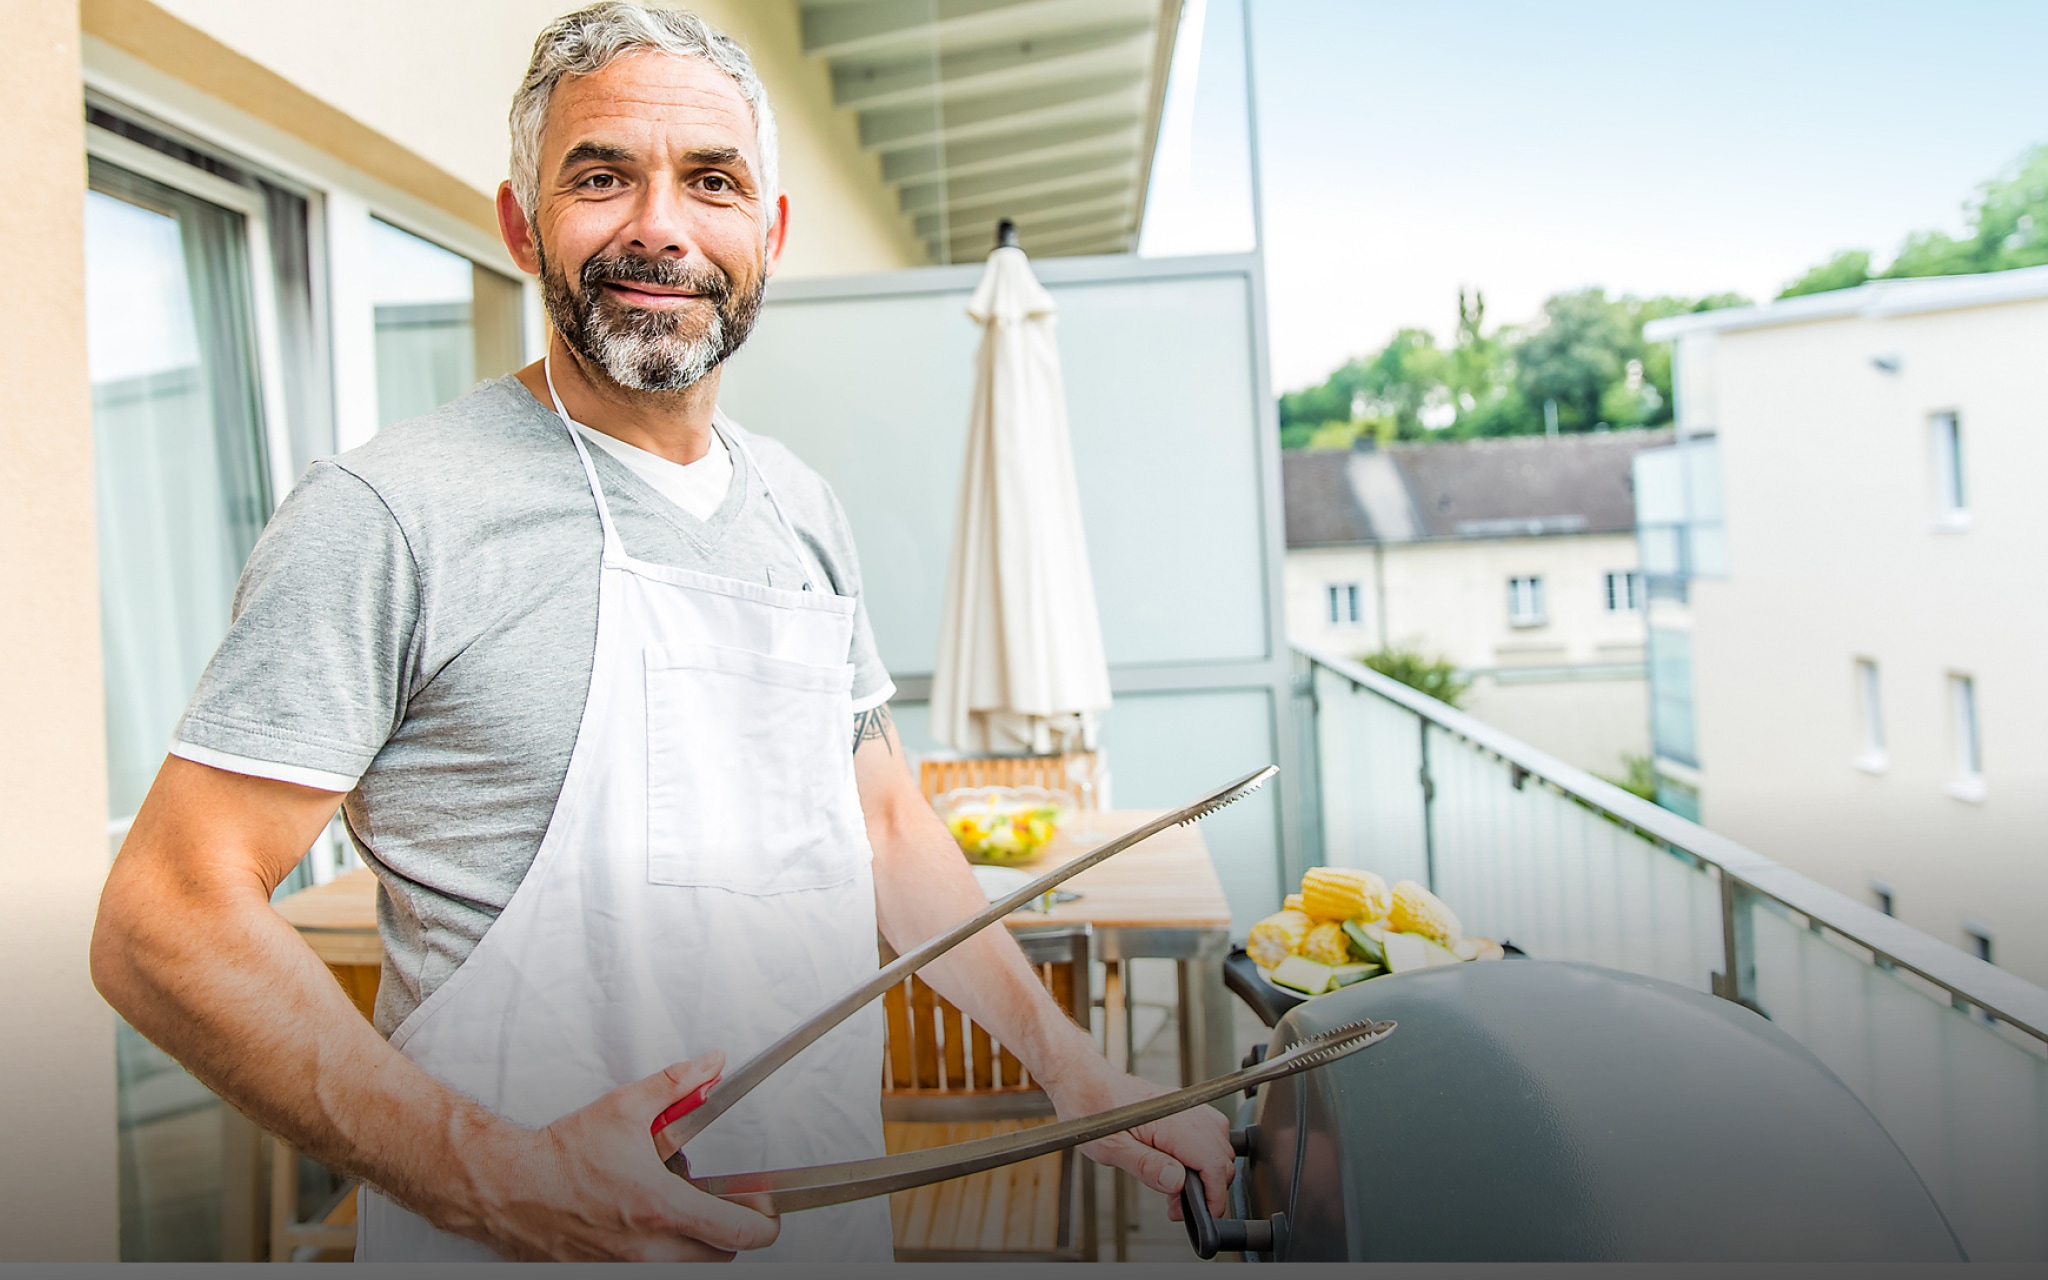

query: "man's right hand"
xmin=468 ymin=1051 xmax=780 ymax=1261
xmin=466 ymin=1051 xmax=779 ymax=1261
xmin=92 ymin=760 xmax=782 ymax=1262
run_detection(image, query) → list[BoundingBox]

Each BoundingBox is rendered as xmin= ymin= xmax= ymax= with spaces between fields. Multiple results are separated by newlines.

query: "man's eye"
xmin=582 ymin=173 xmax=618 ymax=190
xmin=700 ymin=174 xmax=732 ymax=193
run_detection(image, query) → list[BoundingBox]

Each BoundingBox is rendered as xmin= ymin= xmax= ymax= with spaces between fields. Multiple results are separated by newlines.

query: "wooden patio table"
xmin=270 ymin=808 xmax=1236 ymax=1260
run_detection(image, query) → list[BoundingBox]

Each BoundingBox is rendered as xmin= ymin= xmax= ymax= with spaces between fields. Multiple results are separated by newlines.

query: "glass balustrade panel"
xmin=1751 ymin=906 xmax=2048 ymax=1262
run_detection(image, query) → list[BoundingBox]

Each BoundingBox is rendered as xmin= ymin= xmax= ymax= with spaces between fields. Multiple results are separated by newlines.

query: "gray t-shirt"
xmin=172 ymin=376 xmax=894 ymax=1035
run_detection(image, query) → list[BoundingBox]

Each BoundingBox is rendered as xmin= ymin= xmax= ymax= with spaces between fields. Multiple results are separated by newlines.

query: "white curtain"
xmin=86 ymin=164 xmax=273 ymax=829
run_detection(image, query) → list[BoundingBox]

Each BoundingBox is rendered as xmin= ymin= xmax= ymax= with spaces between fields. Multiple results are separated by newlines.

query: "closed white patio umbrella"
xmin=929 ymin=227 xmax=1111 ymax=757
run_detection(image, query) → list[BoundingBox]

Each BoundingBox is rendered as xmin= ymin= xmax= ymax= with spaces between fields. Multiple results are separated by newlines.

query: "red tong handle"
xmin=650 ymin=1075 xmax=719 ymax=1139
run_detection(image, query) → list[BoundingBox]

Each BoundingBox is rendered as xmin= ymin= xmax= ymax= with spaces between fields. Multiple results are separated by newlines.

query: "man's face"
xmin=515 ymin=51 xmax=786 ymax=393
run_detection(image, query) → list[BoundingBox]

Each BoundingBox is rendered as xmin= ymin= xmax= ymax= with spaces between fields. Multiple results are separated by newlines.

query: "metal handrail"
xmin=1293 ymin=640 xmax=2048 ymax=1044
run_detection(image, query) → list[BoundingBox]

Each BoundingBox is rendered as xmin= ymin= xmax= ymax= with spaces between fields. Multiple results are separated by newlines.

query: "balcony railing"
xmin=1290 ymin=642 xmax=2048 ymax=1263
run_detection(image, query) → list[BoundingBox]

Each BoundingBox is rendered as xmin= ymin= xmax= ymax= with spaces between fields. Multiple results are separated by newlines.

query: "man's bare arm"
xmin=852 ymin=709 xmax=1233 ymax=1217
xmin=90 ymin=755 xmax=776 ymax=1260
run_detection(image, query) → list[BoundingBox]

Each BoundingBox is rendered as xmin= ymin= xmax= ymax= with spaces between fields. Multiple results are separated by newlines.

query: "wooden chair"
xmin=880 ymin=924 xmax=1097 ymax=1261
xmin=919 ymin=750 xmax=1101 ymax=806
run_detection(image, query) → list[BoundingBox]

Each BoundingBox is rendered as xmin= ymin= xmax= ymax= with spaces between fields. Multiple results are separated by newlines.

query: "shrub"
xmin=1360 ymin=646 xmax=1470 ymax=709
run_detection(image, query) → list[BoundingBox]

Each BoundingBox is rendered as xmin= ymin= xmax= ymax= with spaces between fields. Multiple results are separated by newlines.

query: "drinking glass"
xmin=1064 ymin=752 xmax=1107 ymax=840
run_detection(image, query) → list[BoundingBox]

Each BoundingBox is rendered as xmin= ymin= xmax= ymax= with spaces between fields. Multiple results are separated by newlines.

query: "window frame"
xmin=85 ymin=123 xmax=298 ymax=517
xmin=1931 ymin=410 xmax=1969 ymax=531
xmin=81 ymin=57 xmax=541 ymax=453
xmin=1325 ymin=581 xmax=1362 ymax=627
xmin=1945 ymin=672 xmax=1985 ymax=802
xmin=1507 ymin=575 xmax=1547 ymax=627
xmin=1604 ymin=570 xmax=1642 ymax=613
xmin=1853 ymin=657 xmax=1887 ymax=774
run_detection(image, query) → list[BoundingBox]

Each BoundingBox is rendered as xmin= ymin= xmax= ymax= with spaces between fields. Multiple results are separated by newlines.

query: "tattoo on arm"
xmin=852 ymin=704 xmax=894 ymax=755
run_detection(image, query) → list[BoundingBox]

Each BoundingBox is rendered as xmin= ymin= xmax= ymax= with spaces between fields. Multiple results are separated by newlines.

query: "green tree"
xmin=1277 ymin=288 xmax=1745 ymax=448
xmin=1512 ymin=288 xmax=1635 ymax=433
xmin=1780 ymin=250 xmax=1872 ymax=298
xmin=1777 ymin=143 xmax=2048 ymax=295
xmin=1354 ymin=328 xmax=1453 ymax=439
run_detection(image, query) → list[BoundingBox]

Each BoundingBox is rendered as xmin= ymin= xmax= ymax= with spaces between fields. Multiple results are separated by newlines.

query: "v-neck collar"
xmin=508 ymin=375 xmax=756 ymax=555
xmin=582 ymin=414 xmax=753 ymax=554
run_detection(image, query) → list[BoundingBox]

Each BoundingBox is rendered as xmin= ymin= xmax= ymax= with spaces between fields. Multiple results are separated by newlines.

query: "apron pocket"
xmin=645 ymin=643 xmax=864 ymax=894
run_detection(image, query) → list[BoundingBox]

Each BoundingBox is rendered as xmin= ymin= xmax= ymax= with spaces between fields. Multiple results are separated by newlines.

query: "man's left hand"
xmin=1045 ymin=1063 xmax=1235 ymax=1221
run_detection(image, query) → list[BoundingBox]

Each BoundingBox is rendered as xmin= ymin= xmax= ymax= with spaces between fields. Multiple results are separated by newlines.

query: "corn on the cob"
xmin=1299 ymin=866 xmax=1393 ymax=923
xmin=1283 ymin=892 xmax=1306 ymax=913
xmin=1247 ymin=909 xmax=1312 ymax=968
xmin=1301 ymin=920 xmax=1351 ymax=966
xmin=1388 ymin=879 xmax=1462 ymax=945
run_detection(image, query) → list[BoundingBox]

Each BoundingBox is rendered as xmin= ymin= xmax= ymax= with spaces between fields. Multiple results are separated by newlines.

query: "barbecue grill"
xmin=1187 ymin=959 xmax=1964 ymax=1261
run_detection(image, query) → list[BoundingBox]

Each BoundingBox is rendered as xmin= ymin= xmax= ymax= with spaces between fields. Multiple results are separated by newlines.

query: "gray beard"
xmin=538 ymin=242 xmax=762 ymax=394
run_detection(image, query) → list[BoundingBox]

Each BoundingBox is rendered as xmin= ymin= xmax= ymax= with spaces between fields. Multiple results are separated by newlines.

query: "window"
xmin=1604 ymin=571 xmax=1643 ymax=612
xmin=1946 ymin=673 xmax=1984 ymax=801
xmin=1648 ymin=626 xmax=1697 ymax=766
xmin=1964 ymin=921 xmax=1993 ymax=965
xmin=369 ymin=219 xmax=525 ymax=428
xmin=1325 ymin=582 xmax=1362 ymax=626
xmin=1507 ymin=576 xmax=1546 ymax=626
xmin=1932 ymin=411 xmax=1967 ymax=527
xmin=1871 ymin=880 xmax=1894 ymax=917
xmin=88 ymin=132 xmax=300 ymax=1268
xmin=1853 ymin=658 xmax=1886 ymax=772
xmin=1653 ymin=773 xmax=1700 ymax=821
xmin=87 ymin=160 xmax=279 ymax=836
xmin=1632 ymin=435 xmax=1727 ymax=582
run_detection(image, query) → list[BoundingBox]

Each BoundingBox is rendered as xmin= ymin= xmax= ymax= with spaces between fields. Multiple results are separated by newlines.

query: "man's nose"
xmin=620 ymin=174 xmax=697 ymax=258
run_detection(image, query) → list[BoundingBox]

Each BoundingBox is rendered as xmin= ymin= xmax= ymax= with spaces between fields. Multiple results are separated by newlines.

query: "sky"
xmin=1141 ymin=0 xmax=2048 ymax=393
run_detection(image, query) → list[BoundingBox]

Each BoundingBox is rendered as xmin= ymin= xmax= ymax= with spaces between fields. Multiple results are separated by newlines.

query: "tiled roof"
xmin=1282 ymin=429 xmax=1674 ymax=547
xmin=1282 ymin=448 xmax=1376 ymax=546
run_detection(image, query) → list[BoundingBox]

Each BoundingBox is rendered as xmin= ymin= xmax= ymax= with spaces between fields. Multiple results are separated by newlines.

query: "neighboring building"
xmin=1641 ymin=266 xmax=2048 ymax=987
xmin=1282 ymin=431 xmax=1669 ymax=776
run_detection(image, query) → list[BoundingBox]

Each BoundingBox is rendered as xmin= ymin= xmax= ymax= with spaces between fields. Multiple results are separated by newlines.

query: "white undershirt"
xmin=574 ymin=420 xmax=734 ymax=522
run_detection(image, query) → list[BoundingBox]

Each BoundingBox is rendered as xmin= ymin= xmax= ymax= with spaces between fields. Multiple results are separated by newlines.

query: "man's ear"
xmin=498 ymin=182 xmax=542 ymax=275
xmin=763 ymin=191 xmax=791 ymax=279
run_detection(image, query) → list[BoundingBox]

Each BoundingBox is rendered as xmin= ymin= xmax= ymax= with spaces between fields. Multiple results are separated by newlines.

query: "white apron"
xmin=355 ymin=366 xmax=893 ymax=1262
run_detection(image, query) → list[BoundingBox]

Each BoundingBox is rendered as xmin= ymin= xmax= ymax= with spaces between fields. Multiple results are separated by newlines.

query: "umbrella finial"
xmin=996 ymin=218 xmax=1019 ymax=251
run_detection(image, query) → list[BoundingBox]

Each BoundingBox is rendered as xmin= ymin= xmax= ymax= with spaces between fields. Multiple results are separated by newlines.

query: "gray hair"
xmin=509 ymin=3 xmax=780 ymax=229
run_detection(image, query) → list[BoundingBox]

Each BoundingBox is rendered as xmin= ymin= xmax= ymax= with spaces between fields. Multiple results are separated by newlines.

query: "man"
xmin=89 ymin=2 xmax=1231 ymax=1263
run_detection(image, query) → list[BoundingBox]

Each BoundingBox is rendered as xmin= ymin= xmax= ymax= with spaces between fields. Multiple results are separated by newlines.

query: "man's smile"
xmin=600 ymin=281 xmax=704 ymax=308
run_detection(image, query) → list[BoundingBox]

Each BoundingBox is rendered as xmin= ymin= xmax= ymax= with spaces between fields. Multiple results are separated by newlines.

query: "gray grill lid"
xmin=1250 ymin=960 xmax=1963 ymax=1261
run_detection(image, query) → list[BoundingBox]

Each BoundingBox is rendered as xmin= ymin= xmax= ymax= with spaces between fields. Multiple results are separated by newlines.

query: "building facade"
xmin=1641 ymin=266 xmax=2048 ymax=987
xmin=1282 ymin=432 xmax=1667 ymax=777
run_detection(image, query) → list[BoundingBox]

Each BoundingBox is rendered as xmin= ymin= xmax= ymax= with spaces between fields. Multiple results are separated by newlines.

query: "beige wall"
xmin=103 ymin=0 xmax=921 ymax=276
xmin=0 ymin=0 xmax=121 ymax=1260
xmin=1286 ymin=533 xmax=1650 ymax=775
xmin=1679 ymin=295 xmax=2048 ymax=985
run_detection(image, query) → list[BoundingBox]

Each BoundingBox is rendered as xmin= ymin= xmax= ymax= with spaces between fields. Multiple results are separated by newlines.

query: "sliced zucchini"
xmin=1420 ymin=937 xmax=1463 ymax=968
xmin=1270 ymin=955 xmax=1335 ymax=995
xmin=1341 ymin=919 xmax=1385 ymax=966
xmin=1330 ymin=961 xmax=1382 ymax=987
xmin=1379 ymin=931 xmax=1430 ymax=974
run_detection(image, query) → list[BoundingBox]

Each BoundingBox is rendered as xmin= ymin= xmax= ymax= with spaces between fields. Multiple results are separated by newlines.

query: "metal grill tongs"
xmin=696 ymin=1017 xmax=1395 ymax=1212
xmin=651 ymin=766 xmax=1292 ymax=1194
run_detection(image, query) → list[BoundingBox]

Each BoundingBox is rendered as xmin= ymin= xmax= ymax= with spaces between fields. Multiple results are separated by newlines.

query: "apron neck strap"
xmin=545 ymin=353 xmax=627 ymax=563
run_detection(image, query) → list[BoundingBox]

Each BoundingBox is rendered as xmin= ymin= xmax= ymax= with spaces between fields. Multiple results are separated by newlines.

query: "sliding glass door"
xmin=86 ymin=156 xmax=274 ymax=1262
xmin=87 ymin=161 xmax=273 ymax=832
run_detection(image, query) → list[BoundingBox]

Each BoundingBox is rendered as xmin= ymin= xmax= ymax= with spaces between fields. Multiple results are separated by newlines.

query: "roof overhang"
xmin=1644 ymin=263 xmax=2048 ymax=342
xmin=798 ymin=0 xmax=1184 ymax=264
